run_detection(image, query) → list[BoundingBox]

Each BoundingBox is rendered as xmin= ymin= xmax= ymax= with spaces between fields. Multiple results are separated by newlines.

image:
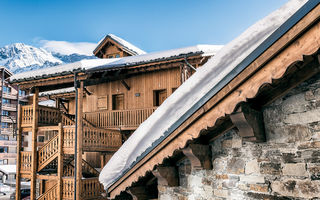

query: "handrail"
xmin=62 ymin=177 xmax=74 ymax=199
xmin=81 ymin=178 xmax=104 ymax=199
xmin=38 ymin=134 xmax=59 ymax=171
xmin=20 ymin=151 xmax=32 ymax=173
xmin=37 ymin=184 xmax=57 ymax=200
xmin=84 ymin=107 xmax=157 ymax=129
xmin=21 ymin=105 xmax=61 ymax=127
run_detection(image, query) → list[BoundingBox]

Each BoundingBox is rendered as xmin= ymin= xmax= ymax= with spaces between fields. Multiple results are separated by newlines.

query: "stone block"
xmin=222 ymin=140 xmax=232 ymax=148
xmin=215 ymin=174 xmax=228 ymax=180
xmin=260 ymin=162 xmax=281 ymax=175
xmin=249 ymin=184 xmax=269 ymax=193
xmin=240 ymin=175 xmax=265 ymax=184
xmin=282 ymin=163 xmax=307 ymax=177
xmin=271 ymin=179 xmax=320 ymax=199
xmin=281 ymin=93 xmax=308 ymax=114
xmin=305 ymin=90 xmax=315 ymax=101
xmin=227 ymin=158 xmax=245 ymax=174
xmin=245 ymin=159 xmax=260 ymax=174
xmin=213 ymin=189 xmax=229 ymax=198
xmin=284 ymin=108 xmax=320 ymax=124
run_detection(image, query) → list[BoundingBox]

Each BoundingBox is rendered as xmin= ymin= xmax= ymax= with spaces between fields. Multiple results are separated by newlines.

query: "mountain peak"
xmin=0 ymin=43 xmax=95 ymax=74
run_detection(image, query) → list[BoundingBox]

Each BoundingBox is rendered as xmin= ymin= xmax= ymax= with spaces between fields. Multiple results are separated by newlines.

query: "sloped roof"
xmin=10 ymin=45 xmax=222 ymax=83
xmin=94 ymin=34 xmax=146 ymax=56
xmin=99 ymin=0 xmax=312 ymax=191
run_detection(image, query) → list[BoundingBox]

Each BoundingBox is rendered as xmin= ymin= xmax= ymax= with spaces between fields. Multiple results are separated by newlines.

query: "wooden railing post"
xmin=58 ymin=123 xmax=63 ymax=200
xmin=31 ymin=87 xmax=39 ymax=200
xmin=76 ymin=81 xmax=83 ymax=200
xmin=15 ymin=105 xmax=22 ymax=200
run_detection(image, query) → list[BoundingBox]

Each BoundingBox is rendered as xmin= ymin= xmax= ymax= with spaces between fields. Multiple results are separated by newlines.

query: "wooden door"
xmin=112 ymin=94 xmax=124 ymax=110
xmin=158 ymin=90 xmax=167 ymax=105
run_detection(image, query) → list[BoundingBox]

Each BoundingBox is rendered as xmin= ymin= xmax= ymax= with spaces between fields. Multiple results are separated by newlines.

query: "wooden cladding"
xmin=84 ymin=107 xmax=157 ymax=129
xmin=21 ymin=105 xmax=61 ymax=127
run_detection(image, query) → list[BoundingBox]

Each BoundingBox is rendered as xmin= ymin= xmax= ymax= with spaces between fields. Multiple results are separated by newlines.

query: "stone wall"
xmin=159 ymin=74 xmax=320 ymax=200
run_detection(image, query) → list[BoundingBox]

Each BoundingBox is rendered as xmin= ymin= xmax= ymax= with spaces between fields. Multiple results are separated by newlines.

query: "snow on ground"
xmin=99 ymin=0 xmax=308 ymax=189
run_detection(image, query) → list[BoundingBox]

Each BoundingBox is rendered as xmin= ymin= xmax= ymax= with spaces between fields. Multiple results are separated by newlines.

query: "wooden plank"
xmin=15 ymin=105 xmax=22 ymax=200
xmin=38 ymin=126 xmax=60 ymax=131
xmin=76 ymin=81 xmax=84 ymax=200
xmin=31 ymin=87 xmax=39 ymax=200
xmin=57 ymin=123 xmax=63 ymax=200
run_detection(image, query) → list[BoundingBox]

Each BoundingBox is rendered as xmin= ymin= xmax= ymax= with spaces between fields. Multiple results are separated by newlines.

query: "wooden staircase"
xmin=18 ymin=106 xmax=122 ymax=199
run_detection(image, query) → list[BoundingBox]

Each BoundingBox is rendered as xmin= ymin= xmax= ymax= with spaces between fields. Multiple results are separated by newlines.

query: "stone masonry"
xmin=158 ymin=74 xmax=320 ymax=200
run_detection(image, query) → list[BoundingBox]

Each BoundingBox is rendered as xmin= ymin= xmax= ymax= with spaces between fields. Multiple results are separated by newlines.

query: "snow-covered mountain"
xmin=0 ymin=43 xmax=95 ymax=74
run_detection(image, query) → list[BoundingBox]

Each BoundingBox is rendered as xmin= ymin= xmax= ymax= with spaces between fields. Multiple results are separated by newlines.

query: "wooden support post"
xmin=76 ymin=81 xmax=84 ymax=200
xmin=152 ymin=166 xmax=178 ymax=187
xmin=31 ymin=87 xmax=39 ymax=200
xmin=57 ymin=123 xmax=63 ymax=200
xmin=15 ymin=105 xmax=22 ymax=200
xmin=230 ymin=103 xmax=265 ymax=142
xmin=100 ymin=153 xmax=105 ymax=169
xmin=182 ymin=144 xmax=212 ymax=170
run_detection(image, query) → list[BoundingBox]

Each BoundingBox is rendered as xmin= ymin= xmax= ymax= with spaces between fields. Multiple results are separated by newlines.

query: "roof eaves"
xmin=108 ymin=0 xmax=319 ymax=191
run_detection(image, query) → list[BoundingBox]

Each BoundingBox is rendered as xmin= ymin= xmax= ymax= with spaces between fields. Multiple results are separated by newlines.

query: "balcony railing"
xmin=0 ymin=128 xmax=14 ymax=135
xmin=2 ymin=103 xmax=17 ymax=111
xmin=2 ymin=92 xmax=17 ymax=99
xmin=84 ymin=107 xmax=157 ymax=129
xmin=62 ymin=177 xmax=104 ymax=200
xmin=63 ymin=126 xmax=122 ymax=153
xmin=20 ymin=151 xmax=32 ymax=173
xmin=1 ymin=116 xmax=16 ymax=123
xmin=21 ymin=105 xmax=61 ymax=127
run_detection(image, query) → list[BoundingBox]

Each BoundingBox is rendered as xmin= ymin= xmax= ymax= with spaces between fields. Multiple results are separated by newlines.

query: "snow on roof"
xmin=99 ymin=0 xmax=308 ymax=189
xmin=10 ymin=45 xmax=222 ymax=82
xmin=39 ymin=87 xmax=75 ymax=97
xmin=107 ymin=34 xmax=146 ymax=55
xmin=10 ymin=58 xmax=120 ymax=82
xmin=0 ymin=165 xmax=16 ymax=174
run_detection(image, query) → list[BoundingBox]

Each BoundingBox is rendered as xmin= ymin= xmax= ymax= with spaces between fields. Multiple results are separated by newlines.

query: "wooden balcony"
xmin=0 ymin=127 xmax=14 ymax=135
xmin=63 ymin=126 xmax=122 ymax=153
xmin=84 ymin=107 xmax=157 ymax=130
xmin=20 ymin=151 xmax=32 ymax=178
xmin=62 ymin=177 xmax=104 ymax=200
xmin=2 ymin=92 xmax=17 ymax=100
xmin=2 ymin=103 xmax=17 ymax=111
xmin=21 ymin=105 xmax=61 ymax=127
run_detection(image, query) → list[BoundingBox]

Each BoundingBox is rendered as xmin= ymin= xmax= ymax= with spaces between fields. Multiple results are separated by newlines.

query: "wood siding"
xmin=68 ymin=68 xmax=180 ymax=114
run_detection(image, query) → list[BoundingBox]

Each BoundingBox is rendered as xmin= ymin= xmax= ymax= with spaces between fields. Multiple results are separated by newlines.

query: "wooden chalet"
xmin=11 ymin=34 xmax=221 ymax=200
xmin=98 ymin=1 xmax=320 ymax=199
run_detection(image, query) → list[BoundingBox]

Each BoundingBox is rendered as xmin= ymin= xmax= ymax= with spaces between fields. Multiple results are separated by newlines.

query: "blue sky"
xmin=0 ymin=0 xmax=288 ymax=54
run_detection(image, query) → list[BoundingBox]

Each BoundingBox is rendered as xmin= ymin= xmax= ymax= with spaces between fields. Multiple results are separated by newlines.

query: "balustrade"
xmin=37 ymin=184 xmax=57 ymax=200
xmin=84 ymin=107 xmax=157 ymax=129
xmin=21 ymin=105 xmax=61 ymax=127
xmin=62 ymin=177 xmax=74 ymax=200
xmin=81 ymin=178 xmax=104 ymax=199
xmin=38 ymin=134 xmax=59 ymax=171
xmin=20 ymin=151 xmax=31 ymax=173
xmin=83 ymin=127 xmax=122 ymax=151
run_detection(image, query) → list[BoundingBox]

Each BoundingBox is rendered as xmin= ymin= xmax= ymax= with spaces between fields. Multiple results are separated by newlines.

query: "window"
xmin=97 ymin=96 xmax=108 ymax=110
xmin=115 ymin=54 xmax=120 ymax=58
xmin=2 ymin=99 xmax=9 ymax=104
xmin=112 ymin=94 xmax=124 ymax=110
xmin=0 ymin=135 xmax=9 ymax=140
xmin=19 ymin=90 xmax=26 ymax=96
xmin=0 ymin=146 xmax=8 ymax=153
xmin=0 ymin=159 xmax=8 ymax=164
xmin=1 ymin=123 xmax=8 ymax=128
xmin=38 ymin=136 xmax=45 ymax=143
xmin=2 ymin=111 xmax=8 ymax=116
xmin=153 ymin=89 xmax=167 ymax=106
xmin=3 ymin=86 xmax=11 ymax=94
